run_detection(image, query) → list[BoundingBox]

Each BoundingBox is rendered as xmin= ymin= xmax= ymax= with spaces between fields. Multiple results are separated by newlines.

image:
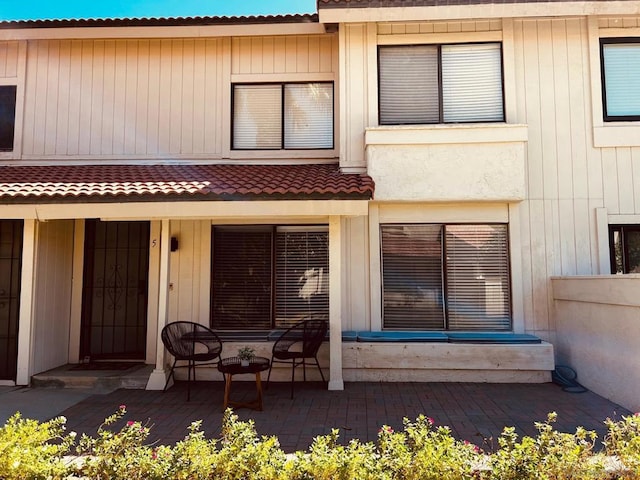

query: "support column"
xmin=68 ymin=219 xmax=85 ymax=363
xmin=328 ymin=216 xmax=344 ymax=390
xmin=15 ymin=219 xmax=37 ymax=386
xmin=146 ymin=219 xmax=172 ymax=390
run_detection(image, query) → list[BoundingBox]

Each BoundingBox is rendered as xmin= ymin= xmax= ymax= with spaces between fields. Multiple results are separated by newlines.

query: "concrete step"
xmin=31 ymin=364 xmax=153 ymax=393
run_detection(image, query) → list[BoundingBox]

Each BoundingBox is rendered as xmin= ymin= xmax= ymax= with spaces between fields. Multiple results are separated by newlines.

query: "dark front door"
xmin=0 ymin=220 xmax=23 ymax=381
xmin=81 ymin=220 xmax=149 ymax=360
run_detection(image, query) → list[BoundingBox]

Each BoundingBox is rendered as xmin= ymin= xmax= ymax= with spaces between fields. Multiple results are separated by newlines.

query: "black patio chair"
xmin=161 ymin=321 xmax=222 ymax=401
xmin=267 ymin=316 xmax=328 ymax=399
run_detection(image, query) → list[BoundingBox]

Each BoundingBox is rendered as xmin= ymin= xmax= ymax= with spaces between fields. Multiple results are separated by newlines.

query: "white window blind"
xmin=275 ymin=230 xmax=329 ymax=328
xmin=445 ymin=225 xmax=511 ymax=330
xmin=381 ymin=225 xmax=445 ymax=329
xmin=602 ymin=42 xmax=640 ymax=118
xmin=233 ymin=85 xmax=282 ymax=149
xmin=284 ymin=84 xmax=334 ymax=149
xmin=379 ymin=45 xmax=439 ymax=125
xmin=378 ymin=43 xmax=504 ymax=124
xmin=441 ymin=43 xmax=504 ymax=122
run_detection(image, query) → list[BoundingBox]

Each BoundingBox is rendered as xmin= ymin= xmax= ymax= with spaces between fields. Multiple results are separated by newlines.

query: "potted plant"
xmin=237 ymin=346 xmax=255 ymax=366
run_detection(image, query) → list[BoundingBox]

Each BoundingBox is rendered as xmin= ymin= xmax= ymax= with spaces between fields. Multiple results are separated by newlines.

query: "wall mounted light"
xmin=170 ymin=236 xmax=179 ymax=252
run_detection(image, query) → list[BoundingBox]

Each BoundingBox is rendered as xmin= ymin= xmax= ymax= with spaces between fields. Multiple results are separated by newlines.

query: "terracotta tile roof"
xmin=0 ymin=163 xmax=374 ymax=203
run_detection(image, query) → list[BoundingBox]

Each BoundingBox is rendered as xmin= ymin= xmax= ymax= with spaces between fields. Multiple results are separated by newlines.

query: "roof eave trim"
xmin=0 ymin=20 xmax=325 ymax=41
xmin=318 ymin=1 xmax=640 ymax=22
xmin=0 ymin=198 xmax=371 ymax=220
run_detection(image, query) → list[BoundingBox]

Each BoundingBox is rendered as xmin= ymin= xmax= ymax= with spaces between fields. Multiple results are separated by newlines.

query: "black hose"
xmin=552 ymin=365 xmax=588 ymax=393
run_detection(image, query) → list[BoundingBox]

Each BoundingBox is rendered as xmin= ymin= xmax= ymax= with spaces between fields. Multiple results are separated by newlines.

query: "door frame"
xmin=69 ymin=219 xmax=160 ymax=364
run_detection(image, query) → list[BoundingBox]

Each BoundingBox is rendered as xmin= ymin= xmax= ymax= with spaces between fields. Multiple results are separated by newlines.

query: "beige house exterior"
xmin=0 ymin=0 xmax=638 ymax=409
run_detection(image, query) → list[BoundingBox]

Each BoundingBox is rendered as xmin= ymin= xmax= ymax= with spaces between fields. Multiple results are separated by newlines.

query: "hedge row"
xmin=1 ymin=405 xmax=639 ymax=479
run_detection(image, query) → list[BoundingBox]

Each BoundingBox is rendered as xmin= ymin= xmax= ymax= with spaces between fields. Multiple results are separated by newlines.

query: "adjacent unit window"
xmin=211 ymin=226 xmax=329 ymax=330
xmin=232 ymin=82 xmax=334 ymax=150
xmin=381 ymin=224 xmax=511 ymax=331
xmin=378 ymin=43 xmax=504 ymax=125
xmin=610 ymin=225 xmax=640 ymax=273
xmin=0 ymin=85 xmax=17 ymax=151
xmin=601 ymin=39 xmax=640 ymax=121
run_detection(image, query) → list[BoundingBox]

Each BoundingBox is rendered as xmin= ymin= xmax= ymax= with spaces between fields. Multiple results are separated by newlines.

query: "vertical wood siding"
xmin=513 ymin=18 xmax=640 ymax=336
xmin=0 ymin=41 xmax=20 ymax=78
xmin=21 ymin=34 xmax=336 ymax=157
xmin=168 ymin=220 xmax=211 ymax=326
xmin=231 ymin=35 xmax=335 ymax=74
xmin=33 ymin=220 xmax=74 ymax=373
xmin=24 ymin=38 xmax=227 ymax=157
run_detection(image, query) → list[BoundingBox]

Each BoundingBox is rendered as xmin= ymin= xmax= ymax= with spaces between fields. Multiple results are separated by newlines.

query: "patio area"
xmin=56 ymin=380 xmax=630 ymax=453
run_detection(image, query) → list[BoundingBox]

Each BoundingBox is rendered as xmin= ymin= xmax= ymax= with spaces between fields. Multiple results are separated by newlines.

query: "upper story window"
xmin=378 ymin=43 xmax=504 ymax=125
xmin=232 ymin=82 xmax=334 ymax=150
xmin=0 ymin=85 xmax=17 ymax=151
xmin=600 ymin=38 xmax=640 ymax=122
xmin=609 ymin=225 xmax=640 ymax=274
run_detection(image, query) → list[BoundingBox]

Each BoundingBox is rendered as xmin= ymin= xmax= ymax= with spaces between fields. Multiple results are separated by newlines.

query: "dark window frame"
xmin=231 ymin=81 xmax=335 ymax=151
xmin=0 ymin=85 xmax=17 ymax=152
xmin=609 ymin=224 xmax=640 ymax=273
xmin=377 ymin=42 xmax=506 ymax=126
xmin=600 ymin=37 xmax=640 ymax=122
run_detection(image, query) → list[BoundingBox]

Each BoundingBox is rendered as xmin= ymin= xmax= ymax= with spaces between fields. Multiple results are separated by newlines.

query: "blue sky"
xmin=0 ymin=0 xmax=317 ymax=21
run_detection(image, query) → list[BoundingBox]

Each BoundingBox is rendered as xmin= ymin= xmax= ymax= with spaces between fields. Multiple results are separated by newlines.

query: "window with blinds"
xmin=380 ymin=224 xmax=511 ymax=331
xmin=211 ymin=228 xmax=273 ymax=329
xmin=275 ymin=230 xmax=329 ymax=328
xmin=601 ymin=39 xmax=640 ymax=121
xmin=378 ymin=43 xmax=504 ymax=125
xmin=0 ymin=85 xmax=17 ymax=152
xmin=232 ymin=82 xmax=334 ymax=150
xmin=211 ymin=226 xmax=329 ymax=330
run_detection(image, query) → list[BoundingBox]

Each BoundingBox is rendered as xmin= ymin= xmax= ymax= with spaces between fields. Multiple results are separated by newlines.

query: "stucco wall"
xmin=552 ymin=276 xmax=640 ymax=413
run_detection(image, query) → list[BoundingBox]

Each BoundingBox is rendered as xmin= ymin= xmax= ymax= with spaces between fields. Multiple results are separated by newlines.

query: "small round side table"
xmin=217 ymin=356 xmax=270 ymax=411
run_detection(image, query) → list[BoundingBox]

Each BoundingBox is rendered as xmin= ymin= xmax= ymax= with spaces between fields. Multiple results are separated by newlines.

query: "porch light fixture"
xmin=170 ymin=236 xmax=179 ymax=252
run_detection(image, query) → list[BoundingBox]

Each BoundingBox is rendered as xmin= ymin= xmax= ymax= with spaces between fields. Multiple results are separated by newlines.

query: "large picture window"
xmin=378 ymin=43 xmax=504 ymax=125
xmin=232 ymin=82 xmax=334 ymax=150
xmin=600 ymin=38 xmax=640 ymax=121
xmin=0 ymin=85 xmax=17 ymax=151
xmin=381 ymin=224 xmax=511 ymax=331
xmin=211 ymin=226 xmax=329 ymax=330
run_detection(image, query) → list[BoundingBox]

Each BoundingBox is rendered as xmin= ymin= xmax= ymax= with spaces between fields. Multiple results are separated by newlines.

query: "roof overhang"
xmin=318 ymin=1 xmax=640 ymax=23
xmin=0 ymin=163 xmax=374 ymax=219
xmin=0 ymin=23 xmax=325 ymax=41
xmin=0 ymin=199 xmax=370 ymax=220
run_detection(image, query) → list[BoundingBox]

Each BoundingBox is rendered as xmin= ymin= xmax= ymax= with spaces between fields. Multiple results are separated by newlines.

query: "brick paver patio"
xmin=60 ymin=381 xmax=631 ymax=453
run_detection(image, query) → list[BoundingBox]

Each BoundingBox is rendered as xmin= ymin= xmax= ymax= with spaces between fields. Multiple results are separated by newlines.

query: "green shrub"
xmin=604 ymin=413 xmax=640 ymax=478
xmin=2 ymin=407 xmax=640 ymax=479
xmin=490 ymin=412 xmax=605 ymax=480
xmin=0 ymin=413 xmax=75 ymax=480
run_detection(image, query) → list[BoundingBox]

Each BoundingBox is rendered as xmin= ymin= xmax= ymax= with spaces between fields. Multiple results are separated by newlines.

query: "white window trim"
xmin=589 ymin=18 xmax=640 ymax=148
